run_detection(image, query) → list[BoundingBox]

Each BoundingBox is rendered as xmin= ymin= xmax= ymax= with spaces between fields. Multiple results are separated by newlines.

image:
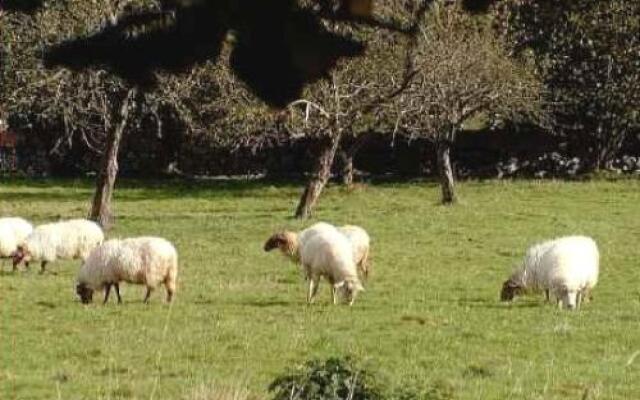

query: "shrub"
xmin=268 ymin=357 xmax=384 ymax=400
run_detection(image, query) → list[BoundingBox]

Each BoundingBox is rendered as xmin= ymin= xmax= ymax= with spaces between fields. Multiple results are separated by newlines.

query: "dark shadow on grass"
xmin=242 ymin=299 xmax=292 ymax=308
xmin=400 ymin=315 xmax=427 ymax=325
xmin=1 ymin=177 xmax=302 ymax=202
xmin=193 ymin=298 xmax=217 ymax=305
xmin=0 ymin=191 xmax=92 ymax=203
xmin=1 ymin=176 xmax=445 ymax=202
xmin=458 ymin=297 xmax=545 ymax=309
xmin=35 ymin=300 xmax=57 ymax=309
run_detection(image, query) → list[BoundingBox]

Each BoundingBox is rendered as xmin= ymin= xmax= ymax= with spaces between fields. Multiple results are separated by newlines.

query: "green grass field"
xmin=1 ymin=178 xmax=639 ymax=399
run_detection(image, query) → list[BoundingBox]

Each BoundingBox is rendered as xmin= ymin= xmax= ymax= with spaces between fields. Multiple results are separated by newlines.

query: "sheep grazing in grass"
xmin=500 ymin=235 xmax=599 ymax=310
xmin=264 ymin=222 xmax=335 ymax=263
xmin=338 ymin=225 xmax=370 ymax=280
xmin=264 ymin=222 xmax=364 ymax=305
xmin=76 ymin=236 xmax=178 ymax=304
xmin=12 ymin=219 xmax=104 ymax=273
xmin=0 ymin=217 xmax=33 ymax=271
xmin=264 ymin=222 xmax=371 ymax=280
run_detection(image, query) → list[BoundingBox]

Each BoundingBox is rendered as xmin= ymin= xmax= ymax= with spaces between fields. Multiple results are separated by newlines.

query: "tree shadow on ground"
xmin=241 ymin=299 xmax=293 ymax=308
xmin=457 ymin=297 xmax=546 ymax=309
xmin=0 ymin=175 xmax=446 ymax=203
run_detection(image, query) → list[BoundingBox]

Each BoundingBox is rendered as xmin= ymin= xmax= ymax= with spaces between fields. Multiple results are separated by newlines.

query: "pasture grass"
xmin=1 ymin=177 xmax=639 ymax=399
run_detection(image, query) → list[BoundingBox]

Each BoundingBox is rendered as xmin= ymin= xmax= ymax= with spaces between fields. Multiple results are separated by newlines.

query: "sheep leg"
xmin=143 ymin=287 xmax=153 ymax=304
xmin=164 ymin=278 xmax=176 ymax=303
xmin=544 ymin=289 xmax=550 ymax=302
xmin=583 ymin=288 xmax=592 ymax=303
xmin=103 ymin=284 xmax=112 ymax=304
xmin=166 ymin=289 xmax=173 ymax=303
xmin=576 ymin=291 xmax=582 ymax=310
xmin=307 ymin=278 xmax=319 ymax=304
xmin=114 ymin=283 xmax=122 ymax=304
xmin=40 ymin=261 xmax=47 ymax=274
xmin=361 ymin=249 xmax=370 ymax=280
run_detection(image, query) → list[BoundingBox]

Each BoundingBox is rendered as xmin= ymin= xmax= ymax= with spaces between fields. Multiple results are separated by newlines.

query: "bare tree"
xmin=89 ymin=88 xmax=137 ymax=228
xmin=283 ymin=0 xmax=424 ymax=218
xmin=391 ymin=0 xmax=544 ymax=203
xmin=0 ymin=0 xmax=229 ymax=228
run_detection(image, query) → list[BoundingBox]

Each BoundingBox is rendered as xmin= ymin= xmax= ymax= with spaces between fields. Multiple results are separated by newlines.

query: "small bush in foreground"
xmin=268 ymin=357 xmax=384 ymax=400
xmin=268 ymin=356 xmax=447 ymax=400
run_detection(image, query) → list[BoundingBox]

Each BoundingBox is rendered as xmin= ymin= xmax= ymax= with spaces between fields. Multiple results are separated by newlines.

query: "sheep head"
xmin=500 ymin=278 xmax=524 ymax=302
xmin=11 ymin=245 xmax=30 ymax=268
xmin=334 ymin=279 xmax=364 ymax=305
xmin=76 ymin=282 xmax=94 ymax=304
xmin=263 ymin=231 xmax=298 ymax=258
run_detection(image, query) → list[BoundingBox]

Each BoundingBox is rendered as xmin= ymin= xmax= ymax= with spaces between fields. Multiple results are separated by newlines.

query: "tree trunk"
xmin=295 ymin=135 xmax=341 ymax=219
xmin=89 ymin=88 xmax=137 ymax=230
xmin=436 ymin=140 xmax=456 ymax=205
xmin=340 ymin=149 xmax=354 ymax=186
xmin=339 ymin=132 xmax=371 ymax=186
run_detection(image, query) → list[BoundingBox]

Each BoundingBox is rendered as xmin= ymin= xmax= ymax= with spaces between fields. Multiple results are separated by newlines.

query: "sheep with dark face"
xmin=0 ymin=217 xmax=33 ymax=271
xmin=76 ymin=236 xmax=178 ymax=305
xmin=265 ymin=222 xmax=364 ymax=305
xmin=500 ymin=235 xmax=599 ymax=310
xmin=12 ymin=219 xmax=103 ymax=273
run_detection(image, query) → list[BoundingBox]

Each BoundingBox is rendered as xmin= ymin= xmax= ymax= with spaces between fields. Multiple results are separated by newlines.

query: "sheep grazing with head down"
xmin=0 ymin=217 xmax=33 ymax=270
xmin=500 ymin=235 xmax=599 ymax=310
xmin=338 ymin=225 xmax=370 ymax=280
xmin=12 ymin=219 xmax=104 ymax=273
xmin=265 ymin=222 xmax=364 ymax=305
xmin=76 ymin=236 xmax=178 ymax=304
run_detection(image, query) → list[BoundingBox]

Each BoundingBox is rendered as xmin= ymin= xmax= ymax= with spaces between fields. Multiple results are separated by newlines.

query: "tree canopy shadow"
xmin=40 ymin=0 xmax=398 ymax=108
xmin=8 ymin=0 xmax=501 ymax=108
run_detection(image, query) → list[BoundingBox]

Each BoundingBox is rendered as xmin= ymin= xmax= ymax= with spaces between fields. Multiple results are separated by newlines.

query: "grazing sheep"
xmin=76 ymin=236 xmax=178 ymax=304
xmin=338 ymin=225 xmax=370 ymax=280
xmin=12 ymin=219 xmax=104 ymax=273
xmin=500 ymin=235 xmax=599 ymax=310
xmin=0 ymin=218 xmax=33 ymax=270
xmin=263 ymin=222 xmax=335 ymax=263
xmin=265 ymin=222 xmax=364 ymax=305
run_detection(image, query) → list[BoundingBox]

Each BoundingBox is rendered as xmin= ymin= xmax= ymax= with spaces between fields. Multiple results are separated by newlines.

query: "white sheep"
xmin=338 ymin=225 xmax=370 ymax=280
xmin=0 ymin=217 xmax=33 ymax=270
xmin=264 ymin=222 xmax=364 ymax=305
xmin=500 ymin=235 xmax=599 ymax=310
xmin=76 ymin=236 xmax=178 ymax=304
xmin=12 ymin=219 xmax=104 ymax=273
xmin=263 ymin=222 xmax=335 ymax=263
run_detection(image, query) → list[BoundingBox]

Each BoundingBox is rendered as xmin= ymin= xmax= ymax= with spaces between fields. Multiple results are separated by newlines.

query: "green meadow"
xmin=0 ymin=178 xmax=639 ymax=399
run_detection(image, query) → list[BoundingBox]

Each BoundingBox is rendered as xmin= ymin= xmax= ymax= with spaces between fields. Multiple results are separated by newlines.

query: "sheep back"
xmin=541 ymin=236 xmax=599 ymax=293
xmin=24 ymin=219 xmax=103 ymax=262
xmin=0 ymin=217 xmax=33 ymax=257
xmin=502 ymin=235 xmax=599 ymax=306
xmin=299 ymin=227 xmax=360 ymax=284
xmin=78 ymin=236 xmax=178 ymax=291
xmin=338 ymin=225 xmax=370 ymax=275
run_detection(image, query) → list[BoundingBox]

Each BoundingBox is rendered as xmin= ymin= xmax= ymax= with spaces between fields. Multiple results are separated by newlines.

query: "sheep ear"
xmin=264 ymin=234 xmax=284 ymax=252
xmin=334 ymin=281 xmax=346 ymax=289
